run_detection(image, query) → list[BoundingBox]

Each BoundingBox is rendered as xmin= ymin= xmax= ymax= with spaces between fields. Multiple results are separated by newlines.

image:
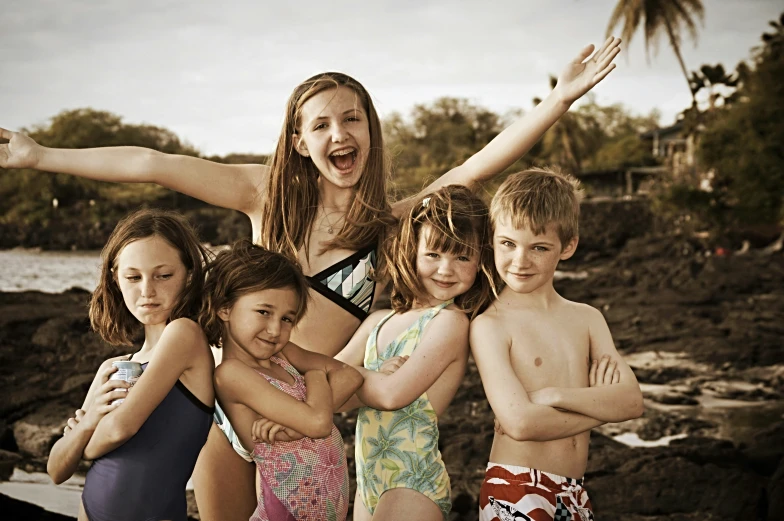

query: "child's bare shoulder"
xmin=561 ymin=298 xmax=604 ymax=327
xmin=436 ymin=307 xmax=470 ymax=327
xmin=470 ymin=304 xmax=511 ymax=348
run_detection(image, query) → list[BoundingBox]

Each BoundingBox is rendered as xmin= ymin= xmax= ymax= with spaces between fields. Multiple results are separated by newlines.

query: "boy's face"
xmin=493 ymin=216 xmax=577 ymax=294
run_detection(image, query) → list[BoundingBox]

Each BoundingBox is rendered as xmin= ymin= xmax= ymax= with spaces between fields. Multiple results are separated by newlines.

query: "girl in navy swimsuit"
xmin=6 ymin=37 xmax=621 ymax=520
xmin=47 ymin=208 xmax=215 ymax=521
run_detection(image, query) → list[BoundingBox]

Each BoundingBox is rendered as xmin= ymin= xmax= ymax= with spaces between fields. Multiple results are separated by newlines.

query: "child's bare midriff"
xmin=487 ymin=302 xmax=593 ymax=478
xmin=490 ymin=429 xmax=591 ymax=479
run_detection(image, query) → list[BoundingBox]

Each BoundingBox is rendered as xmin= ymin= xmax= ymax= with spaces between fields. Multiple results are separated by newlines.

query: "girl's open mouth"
xmin=329 ymin=148 xmax=357 ymax=171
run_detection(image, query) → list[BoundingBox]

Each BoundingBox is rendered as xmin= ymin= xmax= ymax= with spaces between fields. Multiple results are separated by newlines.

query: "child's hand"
xmin=0 ymin=128 xmax=43 ymax=169
xmin=552 ymin=37 xmax=621 ymax=105
xmin=82 ymin=365 xmax=131 ymax=430
xmin=62 ymin=409 xmax=86 ymax=436
xmin=252 ymin=417 xmax=305 ymax=444
xmin=379 ymin=355 xmax=409 ymax=375
xmin=589 ymin=355 xmax=621 ymax=387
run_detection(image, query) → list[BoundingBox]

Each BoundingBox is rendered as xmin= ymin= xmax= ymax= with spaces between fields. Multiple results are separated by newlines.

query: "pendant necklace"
xmin=320 ymin=207 xmax=344 ymax=235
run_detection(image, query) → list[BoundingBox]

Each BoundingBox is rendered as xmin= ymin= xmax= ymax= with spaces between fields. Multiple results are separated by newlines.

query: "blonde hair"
xmin=259 ymin=72 xmax=395 ymax=260
xmin=491 ymin=167 xmax=584 ymax=247
xmin=379 ymin=185 xmax=495 ymax=318
xmin=90 ymin=208 xmax=211 ymax=346
xmin=198 ymin=240 xmax=310 ymax=347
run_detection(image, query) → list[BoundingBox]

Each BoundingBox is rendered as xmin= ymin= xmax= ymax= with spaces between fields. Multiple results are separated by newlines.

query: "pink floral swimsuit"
xmin=250 ymin=356 xmax=349 ymax=521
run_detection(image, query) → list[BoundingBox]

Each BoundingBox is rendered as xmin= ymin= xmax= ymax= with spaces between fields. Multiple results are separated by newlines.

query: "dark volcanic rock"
xmin=0 ymin=290 xmax=125 ymax=465
xmin=587 ymin=434 xmax=768 ymax=520
xmin=0 ymin=449 xmax=23 ymax=481
xmin=557 ymin=235 xmax=784 ymax=369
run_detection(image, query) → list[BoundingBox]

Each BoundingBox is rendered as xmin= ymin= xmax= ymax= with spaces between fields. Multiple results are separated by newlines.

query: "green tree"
xmin=0 ymin=108 xmax=235 ymax=248
xmin=383 ymin=98 xmax=506 ymax=197
xmin=0 ymin=109 xmax=200 ymax=221
xmin=606 ymin=0 xmax=704 ymax=105
xmin=688 ymin=64 xmax=739 ymax=110
xmin=697 ymin=13 xmax=784 ymax=230
xmin=660 ymin=13 xmax=784 ymax=238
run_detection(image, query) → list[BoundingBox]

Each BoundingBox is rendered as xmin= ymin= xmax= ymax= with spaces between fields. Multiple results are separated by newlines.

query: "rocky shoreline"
xmin=1 ymin=231 xmax=782 ymax=520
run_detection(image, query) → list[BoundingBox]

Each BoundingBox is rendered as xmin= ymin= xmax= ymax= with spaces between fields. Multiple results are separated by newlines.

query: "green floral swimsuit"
xmin=355 ymin=300 xmax=453 ymax=519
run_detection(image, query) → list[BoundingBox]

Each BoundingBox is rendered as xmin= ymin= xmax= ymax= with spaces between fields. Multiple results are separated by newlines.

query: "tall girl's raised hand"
xmin=0 ymin=128 xmax=42 ymax=169
xmin=553 ymin=37 xmax=622 ymax=105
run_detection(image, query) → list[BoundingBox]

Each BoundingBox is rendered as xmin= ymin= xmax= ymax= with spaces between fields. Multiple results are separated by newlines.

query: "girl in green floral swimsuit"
xmin=337 ymin=185 xmax=496 ymax=520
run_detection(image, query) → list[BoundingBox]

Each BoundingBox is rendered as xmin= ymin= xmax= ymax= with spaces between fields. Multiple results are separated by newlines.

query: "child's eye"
xmin=158 ymin=274 xmax=173 ymax=279
xmin=346 ymin=116 xmax=360 ymax=122
xmin=501 ymin=240 xmax=514 ymax=248
xmin=314 ymin=123 xmax=327 ymax=130
xmin=283 ymin=316 xmax=295 ymax=324
xmin=257 ymin=310 xmax=270 ymax=316
xmin=533 ymin=246 xmax=549 ymax=252
xmin=126 ymin=276 xmax=141 ymax=282
xmin=457 ymin=255 xmax=471 ymax=262
xmin=426 ymin=252 xmax=440 ymax=258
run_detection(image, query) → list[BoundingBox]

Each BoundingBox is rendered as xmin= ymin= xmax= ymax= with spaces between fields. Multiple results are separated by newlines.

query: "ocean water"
xmin=0 ymin=249 xmax=101 ymax=293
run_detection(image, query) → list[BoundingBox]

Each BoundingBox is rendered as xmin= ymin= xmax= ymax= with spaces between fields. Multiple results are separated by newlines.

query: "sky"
xmin=2 ymin=0 xmax=782 ymax=156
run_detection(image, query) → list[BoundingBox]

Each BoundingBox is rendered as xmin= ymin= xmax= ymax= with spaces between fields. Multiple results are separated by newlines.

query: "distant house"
xmin=640 ymin=121 xmax=700 ymax=181
xmin=576 ymin=166 xmax=667 ymax=199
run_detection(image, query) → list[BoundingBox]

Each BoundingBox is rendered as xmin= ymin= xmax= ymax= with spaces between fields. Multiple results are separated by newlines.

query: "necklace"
xmin=319 ymin=207 xmax=345 ymax=235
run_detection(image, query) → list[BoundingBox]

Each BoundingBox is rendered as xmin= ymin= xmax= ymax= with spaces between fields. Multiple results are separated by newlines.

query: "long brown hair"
xmin=198 ymin=240 xmax=310 ymax=347
xmin=259 ymin=72 xmax=394 ymax=260
xmin=379 ymin=185 xmax=496 ymax=318
xmin=90 ymin=208 xmax=211 ymax=346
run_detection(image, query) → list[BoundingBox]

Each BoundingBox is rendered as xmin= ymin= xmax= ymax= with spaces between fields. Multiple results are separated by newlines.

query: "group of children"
xmin=0 ymin=35 xmax=644 ymax=521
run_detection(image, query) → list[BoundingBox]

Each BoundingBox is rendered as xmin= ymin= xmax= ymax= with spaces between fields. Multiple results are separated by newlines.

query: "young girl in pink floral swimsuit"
xmin=199 ymin=240 xmax=363 ymax=521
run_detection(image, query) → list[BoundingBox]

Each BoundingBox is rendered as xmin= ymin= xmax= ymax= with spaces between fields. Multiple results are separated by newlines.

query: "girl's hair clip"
xmin=421 ymin=196 xmax=431 ymax=208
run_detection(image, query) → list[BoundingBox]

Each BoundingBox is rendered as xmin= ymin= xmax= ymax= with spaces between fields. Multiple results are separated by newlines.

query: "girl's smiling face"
xmin=415 ymin=225 xmax=480 ymax=305
xmin=218 ymin=287 xmax=301 ymax=362
xmin=294 ymin=86 xmax=371 ymax=191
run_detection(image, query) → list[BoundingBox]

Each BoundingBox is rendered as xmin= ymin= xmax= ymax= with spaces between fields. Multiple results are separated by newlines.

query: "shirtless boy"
xmin=470 ymin=168 xmax=644 ymax=521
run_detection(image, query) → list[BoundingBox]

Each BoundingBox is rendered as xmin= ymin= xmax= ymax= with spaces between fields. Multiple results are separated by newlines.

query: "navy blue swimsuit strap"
xmin=136 ymin=361 xmax=214 ymax=413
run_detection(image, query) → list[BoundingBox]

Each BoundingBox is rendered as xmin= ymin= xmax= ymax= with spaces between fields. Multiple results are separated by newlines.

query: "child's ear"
xmin=559 ymin=236 xmax=579 ymax=260
xmin=293 ymin=135 xmax=310 ymax=157
xmin=217 ymin=307 xmax=231 ymax=322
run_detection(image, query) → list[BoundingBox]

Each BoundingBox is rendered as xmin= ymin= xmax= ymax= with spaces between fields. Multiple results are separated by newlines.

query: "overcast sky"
xmin=2 ymin=0 xmax=781 ymax=156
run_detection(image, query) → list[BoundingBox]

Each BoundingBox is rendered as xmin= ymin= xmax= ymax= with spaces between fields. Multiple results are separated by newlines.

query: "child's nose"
xmin=514 ymin=250 xmax=530 ymax=267
xmin=266 ymin=320 xmax=281 ymax=337
xmin=331 ymin=124 xmax=348 ymax=143
xmin=437 ymin=260 xmax=455 ymax=274
xmin=140 ymin=278 xmax=156 ymax=297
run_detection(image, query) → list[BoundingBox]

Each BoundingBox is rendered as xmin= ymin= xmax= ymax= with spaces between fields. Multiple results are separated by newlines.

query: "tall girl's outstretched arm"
xmin=0 ymin=128 xmax=266 ymax=217
xmin=394 ymin=37 xmax=621 ymax=215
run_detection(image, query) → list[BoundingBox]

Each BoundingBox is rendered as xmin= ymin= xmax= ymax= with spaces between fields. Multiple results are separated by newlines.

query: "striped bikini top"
xmin=306 ymin=244 xmax=377 ymax=321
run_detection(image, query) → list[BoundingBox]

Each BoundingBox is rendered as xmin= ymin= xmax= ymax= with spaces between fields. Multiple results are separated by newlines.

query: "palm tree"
xmin=606 ymin=0 xmax=704 ymax=105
